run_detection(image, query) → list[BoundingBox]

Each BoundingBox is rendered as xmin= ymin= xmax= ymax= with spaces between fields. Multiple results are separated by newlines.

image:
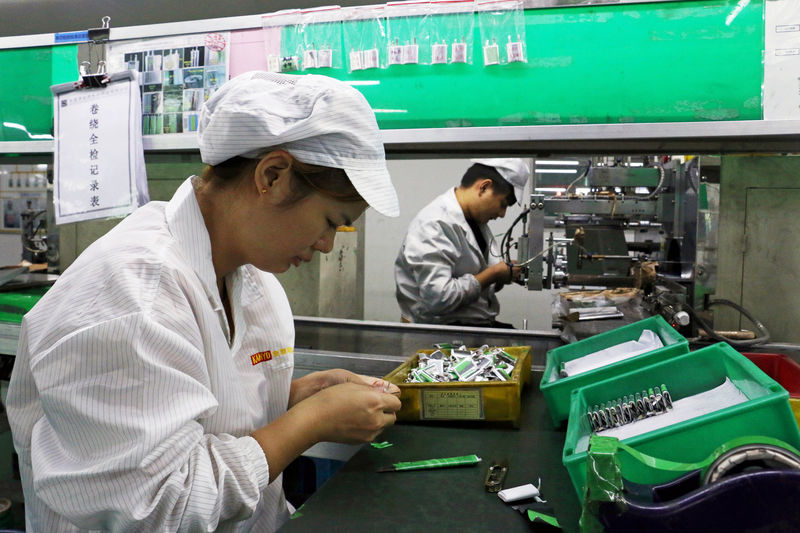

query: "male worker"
xmin=394 ymin=158 xmax=532 ymax=327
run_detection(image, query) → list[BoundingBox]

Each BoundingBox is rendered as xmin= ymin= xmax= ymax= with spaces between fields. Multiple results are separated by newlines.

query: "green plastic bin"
xmin=541 ymin=315 xmax=688 ymax=427
xmin=562 ymin=342 xmax=800 ymax=499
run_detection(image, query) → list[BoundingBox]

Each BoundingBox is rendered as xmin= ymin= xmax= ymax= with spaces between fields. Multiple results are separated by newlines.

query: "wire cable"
xmin=686 ymin=298 xmax=770 ymax=347
xmin=564 ymin=160 xmax=592 ymax=194
xmin=638 ymin=162 xmax=665 ymax=200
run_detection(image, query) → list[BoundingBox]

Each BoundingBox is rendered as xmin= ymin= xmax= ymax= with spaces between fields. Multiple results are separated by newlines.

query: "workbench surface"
xmin=280 ymin=371 xmax=581 ymax=533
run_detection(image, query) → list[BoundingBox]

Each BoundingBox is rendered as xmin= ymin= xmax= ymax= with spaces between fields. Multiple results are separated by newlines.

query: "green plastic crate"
xmin=562 ymin=342 xmax=800 ymax=499
xmin=540 ymin=315 xmax=688 ymax=427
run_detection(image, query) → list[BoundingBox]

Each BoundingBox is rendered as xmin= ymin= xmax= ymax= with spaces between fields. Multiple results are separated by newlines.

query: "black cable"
xmin=686 ymin=298 xmax=770 ymax=347
xmin=685 ymin=157 xmax=700 ymax=193
xmin=497 ymin=207 xmax=530 ymax=263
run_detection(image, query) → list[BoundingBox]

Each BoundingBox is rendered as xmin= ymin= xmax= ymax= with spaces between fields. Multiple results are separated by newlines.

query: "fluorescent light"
xmin=535 ymin=160 xmax=580 ymax=166
xmin=535 ymin=169 xmax=577 ymax=174
xmin=534 ymin=187 xmax=566 ymax=193
xmin=345 ymin=80 xmax=380 ymax=86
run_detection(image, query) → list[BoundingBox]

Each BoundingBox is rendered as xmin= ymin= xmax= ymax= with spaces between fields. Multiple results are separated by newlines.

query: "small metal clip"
xmin=485 ymin=460 xmax=508 ymax=493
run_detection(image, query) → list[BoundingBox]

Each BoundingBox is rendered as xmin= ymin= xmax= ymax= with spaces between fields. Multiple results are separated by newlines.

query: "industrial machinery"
xmin=508 ymin=156 xmax=699 ymax=334
xmin=19 ymin=183 xmax=58 ymax=270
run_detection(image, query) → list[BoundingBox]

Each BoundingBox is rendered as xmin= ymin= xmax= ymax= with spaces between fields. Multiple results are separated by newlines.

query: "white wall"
xmin=363 ymin=158 xmax=558 ymax=331
xmin=0 ymin=234 xmax=21 ymax=266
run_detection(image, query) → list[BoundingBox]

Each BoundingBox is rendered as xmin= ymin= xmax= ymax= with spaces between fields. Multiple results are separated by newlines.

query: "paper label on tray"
xmin=421 ymin=389 xmax=484 ymax=420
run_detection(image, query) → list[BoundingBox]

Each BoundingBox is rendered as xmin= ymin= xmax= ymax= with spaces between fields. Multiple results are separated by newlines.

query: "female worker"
xmin=6 ymin=71 xmax=402 ymax=532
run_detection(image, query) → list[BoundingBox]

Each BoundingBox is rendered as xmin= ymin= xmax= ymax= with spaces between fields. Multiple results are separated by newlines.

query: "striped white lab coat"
xmin=7 ymin=178 xmax=294 ymax=532
xmin=394 ymin=187 xmax=502 ymax=325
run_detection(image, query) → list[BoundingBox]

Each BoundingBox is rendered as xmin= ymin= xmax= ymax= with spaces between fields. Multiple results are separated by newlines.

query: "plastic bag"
xmin=342 ymin=5 xmax=386 ymax=72
xmin=477 ymin=0 xmax=527 ymax=66
xmin=386 ymin=1 xmax=432 ymax=66
xmin=261 ymin=9 xmax=301 ymax=73
xmin=429 ymin=0 xmax=475 ymax=65
xmin=298 ymin=6 xmax=343 ymax=71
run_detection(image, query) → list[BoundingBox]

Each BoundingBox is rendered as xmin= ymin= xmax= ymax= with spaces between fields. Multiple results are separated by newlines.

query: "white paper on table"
xmin=52 ymin=72 xmax=149 ymax=225
xmin=575 ymin=378 xmax=749 ymax=453
xmin=561 ymin=329 xmax=663 ymax=378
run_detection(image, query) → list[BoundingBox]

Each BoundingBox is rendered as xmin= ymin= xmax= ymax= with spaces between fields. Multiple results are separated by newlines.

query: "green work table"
xmin=281 ymin=372 xmax=581 ymax=532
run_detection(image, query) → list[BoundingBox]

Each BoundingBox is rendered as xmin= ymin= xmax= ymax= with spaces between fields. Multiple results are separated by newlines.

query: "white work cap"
xmin=471 ymin=158 xmax=532 ymax=206
xmin=198 ymin=71 xmax=399 ymax=217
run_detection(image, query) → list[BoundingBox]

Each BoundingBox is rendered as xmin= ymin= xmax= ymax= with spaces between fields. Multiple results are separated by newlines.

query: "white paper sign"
xmin=53 ymin=75 xmax=148 ymax=224
xmin=765 ymin=0 xmax=800 ymax=120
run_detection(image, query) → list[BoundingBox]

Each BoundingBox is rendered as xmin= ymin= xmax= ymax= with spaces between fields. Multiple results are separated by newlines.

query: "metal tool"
xmin=484 ymin=460 xmax=508 ymax=492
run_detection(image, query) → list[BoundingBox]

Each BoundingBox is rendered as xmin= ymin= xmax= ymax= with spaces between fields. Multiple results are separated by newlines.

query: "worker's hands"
xmin=253 ymin=371 xmax=401 ymax=482
xmin=488 ymin=260 xmax=522 ymax=285
xmin=289 ymin=369 xmax=400 ymax=407
xmin=299 ymin=381 xmax=401 ymax=444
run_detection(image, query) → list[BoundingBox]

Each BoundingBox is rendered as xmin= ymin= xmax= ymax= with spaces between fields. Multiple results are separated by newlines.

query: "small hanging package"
xmin=477 ymin=0 xmax=527 ymax=66
xmin=429 ymin=0 xmax=475 ymax=65
xmin=342 ymin=5 xmax=386 ymax=72
xmin=261 ymin=9 xmax=302 ymax=73
xmin=385 ymin=1 xmax=433 ymax=66
xmin=298 ymin=5 xmax=343 ymax=71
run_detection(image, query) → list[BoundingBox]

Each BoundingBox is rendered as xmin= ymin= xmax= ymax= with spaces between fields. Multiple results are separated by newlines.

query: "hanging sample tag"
xmin=403 ymin=41 xmax=419 ymax=64
xmin=507 ymin=35 xmax=524 ymax=63
xmin=431 ymin=42 xmax=447 ymax=64
xmin=303 ymin=48 xmax=318 ymax=69
xmin=281 ymin=56 xmax=299 ymax=72
xmin=388 ymin=41 xmax=403 ymax=65
xmin=363 ymin=48 xmax=379 ymax=69
xmin=452 ymin=41 xmax=467 ymax=63
xmin=349 ymin=49 xmax=364 ymax=71
xmin=316 ymin=47 xmax=333 ymax=68
xmin=266 ymin=55 xmax=281 ymax=73
xmin=483 ymin=39 xmax=499 ymax=65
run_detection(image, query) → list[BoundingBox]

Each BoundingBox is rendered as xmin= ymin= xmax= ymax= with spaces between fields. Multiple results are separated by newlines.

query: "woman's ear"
xmin=254 ymin=150 xmax=294 ymax=196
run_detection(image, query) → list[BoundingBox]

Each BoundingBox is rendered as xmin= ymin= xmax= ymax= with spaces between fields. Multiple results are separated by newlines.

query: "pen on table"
xmin=377 ymin=454 xmax=482 ymax=472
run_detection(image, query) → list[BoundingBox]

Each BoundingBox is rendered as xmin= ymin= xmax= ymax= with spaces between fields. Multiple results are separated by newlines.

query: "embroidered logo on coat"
xmin=250 ymin=346 xmax=293 ymax=365
xmin=251 ymin=351 xmax=272 ymax=365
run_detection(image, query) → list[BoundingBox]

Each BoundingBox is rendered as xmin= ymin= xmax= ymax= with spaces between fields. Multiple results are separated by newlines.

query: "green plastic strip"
xmin=527 ymin=509 xmax=561 ymax=528
xmin=370 ymin=441 xmax=394 ymax=449
xmin=593 ymin=433 xmax=800 ymax=476
xmin=391 ymin=454 xmax=481 ymax=471
xmin=579 ymin=434 xmax=800 ymax=532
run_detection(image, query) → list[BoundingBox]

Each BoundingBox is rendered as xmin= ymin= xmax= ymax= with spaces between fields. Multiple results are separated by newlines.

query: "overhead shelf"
xmin=3 ymin=120 xmax=800 ymax=158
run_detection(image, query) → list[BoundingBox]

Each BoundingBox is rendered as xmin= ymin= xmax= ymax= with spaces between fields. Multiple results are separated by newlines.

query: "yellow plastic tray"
xmin=383 ymin=346 xmax=531 ymax=428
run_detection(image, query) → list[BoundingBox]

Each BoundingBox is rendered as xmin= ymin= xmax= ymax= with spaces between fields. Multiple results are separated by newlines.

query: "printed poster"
xmin=108 ymin=32 xmax=230 ymax=135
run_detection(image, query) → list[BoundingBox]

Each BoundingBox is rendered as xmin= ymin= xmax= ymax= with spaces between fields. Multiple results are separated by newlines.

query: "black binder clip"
xmin=79 ymin=16 xmax=111 ymax=89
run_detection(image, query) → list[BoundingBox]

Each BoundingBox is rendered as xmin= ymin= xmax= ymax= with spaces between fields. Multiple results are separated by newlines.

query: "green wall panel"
xmin=0 ymin=1 xmax=765 ymax=142
xmin=287 ymin=0 xmax=764 ymax=129
xmin=0 ymin=45 xmax=78 ymax=141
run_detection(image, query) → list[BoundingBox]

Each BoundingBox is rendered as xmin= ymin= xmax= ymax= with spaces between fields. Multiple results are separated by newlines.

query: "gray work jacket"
xmin=394 ymin=187 xmax=502 ymax=325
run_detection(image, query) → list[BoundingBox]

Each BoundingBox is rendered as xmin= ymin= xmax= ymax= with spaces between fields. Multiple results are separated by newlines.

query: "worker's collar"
xmin=165 ymin=177 xmax=263 ymax=310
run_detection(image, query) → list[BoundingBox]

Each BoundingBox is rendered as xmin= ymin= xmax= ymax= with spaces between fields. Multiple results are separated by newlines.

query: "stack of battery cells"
xmin=405 ymin=345 xmax=518 ymax=383
xmin=587 ymin=384 xmax=673 ymax=433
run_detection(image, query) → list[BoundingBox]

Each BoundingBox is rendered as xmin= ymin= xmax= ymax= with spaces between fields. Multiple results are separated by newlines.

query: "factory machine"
xmin=511 ymin=156 xmax=699 ymax=335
